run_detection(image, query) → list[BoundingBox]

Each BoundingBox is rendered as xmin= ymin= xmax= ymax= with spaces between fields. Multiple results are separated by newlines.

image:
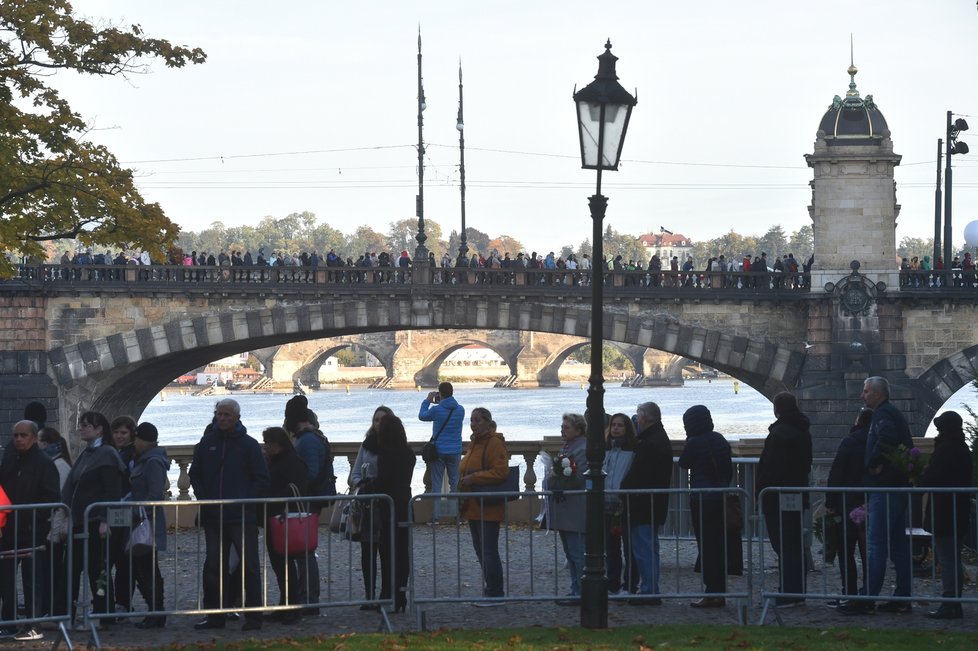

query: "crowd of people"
xmin=1 ymin=376 xmax=974 ymax=639
xmin=23 ymin=246 xmax=824 ymax=291
xmin=899 ymin=253 xmax=977 ymax=288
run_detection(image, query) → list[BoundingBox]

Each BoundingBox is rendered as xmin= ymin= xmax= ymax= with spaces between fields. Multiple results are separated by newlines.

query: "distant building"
xmin=637 ymin=232 xmax=694 ymax=261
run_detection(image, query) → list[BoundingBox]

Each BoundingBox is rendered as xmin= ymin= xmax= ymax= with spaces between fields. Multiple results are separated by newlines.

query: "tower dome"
xmin=816 ymin=63 xmax=889 ymax=145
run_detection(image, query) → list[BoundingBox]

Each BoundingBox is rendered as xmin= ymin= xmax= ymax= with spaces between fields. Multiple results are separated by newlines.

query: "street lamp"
xmin=414 ymin=29 xmax=430 ymax=283
xmin=457 ymin=61 xmax=469 ymax=259
xmin=573 ymin=39 xmax=636 ymax=630
xmin=943 ymin=111 xmax=969 ymax=286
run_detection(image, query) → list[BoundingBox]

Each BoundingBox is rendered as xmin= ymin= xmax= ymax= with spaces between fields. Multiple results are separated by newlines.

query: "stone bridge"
xmin=4 ymin=266 xmax=978 ymax=456
xmin=257 ymin=330 xmax=680 ymax=388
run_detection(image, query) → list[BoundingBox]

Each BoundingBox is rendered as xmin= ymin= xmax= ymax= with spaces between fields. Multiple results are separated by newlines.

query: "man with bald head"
xmin=0 ymin=420 xmax=60 ymax=640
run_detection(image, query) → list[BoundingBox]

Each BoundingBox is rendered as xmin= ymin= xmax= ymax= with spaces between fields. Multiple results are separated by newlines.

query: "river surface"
xmin=142 ymin=378 xmax=773 ymax=446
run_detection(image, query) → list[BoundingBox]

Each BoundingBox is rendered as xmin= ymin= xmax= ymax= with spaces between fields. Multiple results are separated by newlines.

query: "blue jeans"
xmin=469 ymin=520 xmax=504 ymax=597
xmin=866 ymin=491 xmax=911 ymax=598
xmin=630 ymin=524 xmax=660 ymax=595
xmin=430 ymin=454 xmax=460 ymax=494
xmin=558 ymin=530 xmax=585 ymax=596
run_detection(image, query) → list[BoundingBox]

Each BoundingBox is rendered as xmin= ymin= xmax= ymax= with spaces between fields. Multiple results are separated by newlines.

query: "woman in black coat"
xmin=825 ymin=408 xmax=871 ymax=599
xmin=262 ymin=427 xmax=309 ymax=624
xmin=919 ymin=411 xmax=973 ymax=619
xmin=362 ymin=414 xmax=415 ymax=612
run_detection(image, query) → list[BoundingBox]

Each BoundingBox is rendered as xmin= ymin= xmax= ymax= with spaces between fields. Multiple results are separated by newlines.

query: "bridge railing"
xmin=6 ymin=264 xmax=813 ymax=294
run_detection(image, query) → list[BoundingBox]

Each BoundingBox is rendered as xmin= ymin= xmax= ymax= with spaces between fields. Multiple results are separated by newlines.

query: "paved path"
xmin=8 ymin=523 xmax=977 ymax=649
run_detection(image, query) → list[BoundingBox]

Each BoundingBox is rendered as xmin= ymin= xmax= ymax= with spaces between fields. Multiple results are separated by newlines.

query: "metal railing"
xmin=756 ymin=486 xmax=978 ymax=625
xmin=0 ymin=502 xmax=73 ymax=647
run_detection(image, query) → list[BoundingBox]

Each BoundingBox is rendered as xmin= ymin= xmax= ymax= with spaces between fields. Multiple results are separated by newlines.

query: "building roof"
xmin=638 ymin=233 xmax=693 ymax=247
xmin=816 ymin=63 xmax=889 ymax=146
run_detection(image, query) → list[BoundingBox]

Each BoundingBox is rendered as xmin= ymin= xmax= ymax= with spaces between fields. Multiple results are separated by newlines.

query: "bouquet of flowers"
xmin=884 ymin=444 xmax=928 ymax=483
xmin=848 ymin=504 xmax=867 ymax=526
xmin=548 ymin=452 xmax=582 ymax=491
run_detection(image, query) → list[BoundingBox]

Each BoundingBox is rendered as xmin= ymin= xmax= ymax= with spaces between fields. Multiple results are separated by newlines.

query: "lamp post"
xmin=414 ymin=29 xmax=430 ymax=282
xmin=457 ymin=61 xmax=468 ymax=259
xmin=573 ymin=39 xmax=636 ymax=629
xmin=944 ymin=111 xmax=969 ymax=287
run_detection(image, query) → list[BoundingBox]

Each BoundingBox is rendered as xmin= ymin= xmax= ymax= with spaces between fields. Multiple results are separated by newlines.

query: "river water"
xmin=142 ymin=378 xmax=773 ymax=446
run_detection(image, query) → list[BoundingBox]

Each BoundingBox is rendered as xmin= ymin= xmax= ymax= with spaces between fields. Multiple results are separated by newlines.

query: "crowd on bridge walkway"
xmin=1 ymin=377 xmax=975 ymax=641
xmin=899 ymin=253 xmax=977 ymax=288
xmin=17 ymin=246 xmax=820 ymax=290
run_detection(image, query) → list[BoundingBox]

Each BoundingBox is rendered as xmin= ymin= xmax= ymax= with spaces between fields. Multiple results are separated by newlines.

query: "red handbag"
xmin=268 ymin=484 xmax=318 ymax=555
xmin=0 ymin=484 xmax=10 ymax=530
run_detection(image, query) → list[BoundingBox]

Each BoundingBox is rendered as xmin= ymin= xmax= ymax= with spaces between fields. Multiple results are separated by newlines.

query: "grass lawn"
xmin=175 ymin=624 xmax=978 ymax=650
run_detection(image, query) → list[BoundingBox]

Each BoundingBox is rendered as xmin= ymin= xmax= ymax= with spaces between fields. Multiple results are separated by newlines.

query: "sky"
xmin=55 ymin=0 xmax=978 ymax=254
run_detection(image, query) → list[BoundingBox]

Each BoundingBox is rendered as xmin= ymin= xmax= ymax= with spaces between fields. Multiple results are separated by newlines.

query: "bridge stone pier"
xmin=254 ymin=330 xmax=681 ymax=388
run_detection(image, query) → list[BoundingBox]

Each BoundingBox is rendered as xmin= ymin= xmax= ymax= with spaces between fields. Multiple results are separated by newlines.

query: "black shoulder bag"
xmin=421 ymin=407 xmax=454 ymax=463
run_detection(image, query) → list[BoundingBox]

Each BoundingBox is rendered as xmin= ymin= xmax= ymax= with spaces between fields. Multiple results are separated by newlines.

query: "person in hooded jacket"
xmin=755 ymin=392 xmax=813 ymax=607
xmin=189 ymin=399 xmax=270 ymax=631
xmin=458 ymin=408 xmax=510 ymax=604
xmin=678 ymin=405 xmax=730 ymax=608
xmin=919 ymin=411 xmax=973 ymax=619
xmin=125 ymin=423 xmax=171 ymax=629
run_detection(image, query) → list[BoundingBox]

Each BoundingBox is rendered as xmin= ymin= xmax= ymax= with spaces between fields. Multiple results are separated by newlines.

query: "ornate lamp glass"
xmin=573 ymin=40 xmax=637 ymax=171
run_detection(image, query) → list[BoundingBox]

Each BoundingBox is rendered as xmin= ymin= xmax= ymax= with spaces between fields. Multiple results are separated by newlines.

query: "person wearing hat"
xmin=678 ymin=405 xmax=732 ymax=608
xmin=123 ymin=422 xmax=171 ymax=628
xmin=919 ymin=411 xmax=973 ymax=619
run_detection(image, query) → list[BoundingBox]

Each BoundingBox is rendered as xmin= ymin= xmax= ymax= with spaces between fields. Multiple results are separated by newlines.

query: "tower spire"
xmin=846 ymin=34 xmax=859 ymax=98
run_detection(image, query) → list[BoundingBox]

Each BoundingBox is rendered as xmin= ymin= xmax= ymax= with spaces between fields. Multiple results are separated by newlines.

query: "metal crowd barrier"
xmin=0 ymin=502 xmax=73 ymax=648
xmin=757 ymin=486 xmax=978 ymax=625
xmin=409 ymin=487 xmax=753 ymax=628
xmin=79 ymin=494 xmax=395 ymax=649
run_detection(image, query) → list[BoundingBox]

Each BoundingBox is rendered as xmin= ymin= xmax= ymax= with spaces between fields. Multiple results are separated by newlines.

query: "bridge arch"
xmin=535 ymin=340 xmax=645 ymax=387
xmin=295 ymin=343 xmax=393 ymax=386
xmin=48 ymin=298 xmax=806 ymax=430
xmin=413 ymin=338 xmax=516 ymax=388
xmin=912 ymin=342 xmax=978 ymax=427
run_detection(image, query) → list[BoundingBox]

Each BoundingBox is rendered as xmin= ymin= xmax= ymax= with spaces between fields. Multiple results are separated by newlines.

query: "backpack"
xmin=313 ymin=433 xmax=337 ymax=497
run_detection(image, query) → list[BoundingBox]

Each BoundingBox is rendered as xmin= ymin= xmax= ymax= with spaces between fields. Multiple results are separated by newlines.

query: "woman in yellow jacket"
xmin=458 ymin=407 xmax=510 ymax=605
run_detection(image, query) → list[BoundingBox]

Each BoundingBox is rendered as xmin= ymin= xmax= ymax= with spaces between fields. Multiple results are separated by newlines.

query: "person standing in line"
xmin=919 ymin=411 xmax=973 ymax=620
xmin=0 ymin=420 xmax=60 ymax=641
xmin=457 ymin=408 xmax=510 ymax=606
xmin=602 ymin=413 xmax=637 ymax=597
xmin=825 ymin=408 xmax=871 ymax=606
xmin=38 ymin=426 xmax=72 ymax=618
xmin=261 ymin=427 xmax=308 ymax=624
xmin=189 ymin=398 xmax=269 ymax=631
xmin=418 ymin=382 xmax=464 ymax=520
xmin=360 ymin=415 xmax=415 ymax=613
xmin=109 ymin=416 xmax=137 ymax=616
xmin=284 ymin=396 xmax=335 ymax=611
xmin=678 ymin=405 xmax=731 ymax=608
xmin=62 ymin=411 xmax=125 ymax=625
xmin=841 ymin=376 xmax=914 ymax=615
xmin=545 ymin=413 xmax=588 ymax=606
xmin=621 ymin=402 xmax=673 ymax=605
xmin=755 ymin=392 xmax=812 ymax=607
xmin=349 ymin=406 xmax=394 ymax=607
xmin=126 ymin=423 xmax=170 ymax=629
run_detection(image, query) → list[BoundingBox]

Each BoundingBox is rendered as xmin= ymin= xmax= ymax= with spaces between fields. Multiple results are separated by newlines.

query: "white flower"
xmin=562 ymin=466 xmax=572 ymax=477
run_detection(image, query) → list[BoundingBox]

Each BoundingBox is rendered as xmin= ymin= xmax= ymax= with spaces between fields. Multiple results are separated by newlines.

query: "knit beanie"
xmin=23 ymin=401 xmax=47 ymax=429
xmin=933 ymin=411 xmax=963 ymax=433
xmin=135 ymin=422 xmax=159 ymax=443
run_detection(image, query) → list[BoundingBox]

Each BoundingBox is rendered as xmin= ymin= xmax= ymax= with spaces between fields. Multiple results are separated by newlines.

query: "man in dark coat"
xmin=855 ymin=376 xmax=914 ymax=614
xmin=620 ymin=402 xmax=673 ymax=604
xmin=919 ymin=411 xmax=973 ymax=619
xmin=0 ymin=420 xmax=60 ymax=639
xmin=189 ymin=399 xmax=270 ymax=631
xmin=756 ymin=392 xmax=812 ymax=607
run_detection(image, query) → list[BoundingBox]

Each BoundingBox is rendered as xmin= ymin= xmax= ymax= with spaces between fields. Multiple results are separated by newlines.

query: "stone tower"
xmin=805 ymin=63 xmax=902 ymax=289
